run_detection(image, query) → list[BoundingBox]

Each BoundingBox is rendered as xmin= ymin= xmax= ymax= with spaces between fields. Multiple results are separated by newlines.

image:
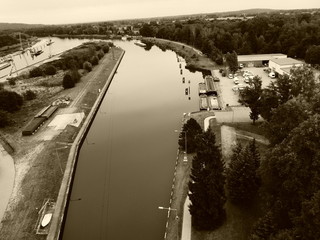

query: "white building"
xmin=269 ymin=57 xmax=304 ymax=76
xmin=238 ymin=53 xmax=287 ymax=67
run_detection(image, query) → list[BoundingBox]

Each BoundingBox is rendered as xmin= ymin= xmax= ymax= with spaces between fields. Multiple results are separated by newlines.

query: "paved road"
xmin=181 ymin=196 xmax=191 ymax=240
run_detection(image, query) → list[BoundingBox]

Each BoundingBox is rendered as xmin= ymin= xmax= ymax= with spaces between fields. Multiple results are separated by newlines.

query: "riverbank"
xmin=142 ymin=37 xmax=216 ymax=71
xmin=0 ymin=46 xmax=124 ymax=240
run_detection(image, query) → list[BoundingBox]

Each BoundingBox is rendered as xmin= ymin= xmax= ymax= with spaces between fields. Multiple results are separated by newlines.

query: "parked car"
xmin=233 ymin=77 xmax=240 ymax=84
xmin=228 ymin=73 xmax=234 ymax=79
xmin=239 ymin=63 xmax=244 ymax=69
xmin=269 ymin=72 xmax=276 ymax=78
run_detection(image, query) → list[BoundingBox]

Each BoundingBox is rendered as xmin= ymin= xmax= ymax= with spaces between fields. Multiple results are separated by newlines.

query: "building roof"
xmin=269 ymin=57 xmax=303 ymax=66
xmin=238 ymin=53 xmax=287 ymax=62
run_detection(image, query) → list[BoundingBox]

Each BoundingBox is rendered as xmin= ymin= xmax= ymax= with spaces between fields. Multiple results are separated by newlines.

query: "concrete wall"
xmin=46 ymin=50 xmax=125 ymax=240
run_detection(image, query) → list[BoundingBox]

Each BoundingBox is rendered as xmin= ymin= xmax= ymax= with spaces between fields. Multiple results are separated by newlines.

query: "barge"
xmin=198 ymin=83 xmax=207 ymax=95
xmin=199 ymin=94 xmax=208 ymax=110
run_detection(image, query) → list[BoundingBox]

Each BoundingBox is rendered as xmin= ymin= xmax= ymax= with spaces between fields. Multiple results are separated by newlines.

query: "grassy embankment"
xmin=0 ymin=43 xmax=123 ymax=240
xmin=142 ymin=37 xmax=216 ymax=71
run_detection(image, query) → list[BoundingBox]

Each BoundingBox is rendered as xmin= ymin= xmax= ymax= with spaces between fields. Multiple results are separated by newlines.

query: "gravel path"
xmin=220 ymin=125 xmax=237 ymax=167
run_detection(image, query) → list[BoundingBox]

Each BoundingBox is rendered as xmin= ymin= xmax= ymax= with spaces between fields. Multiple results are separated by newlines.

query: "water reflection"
xmin=61 ymin=40 xmax=205 ymax=240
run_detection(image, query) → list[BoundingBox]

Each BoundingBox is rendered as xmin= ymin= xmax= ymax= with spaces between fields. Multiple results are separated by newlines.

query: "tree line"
xmin=140 ymin=12 xmax=320 ymax=65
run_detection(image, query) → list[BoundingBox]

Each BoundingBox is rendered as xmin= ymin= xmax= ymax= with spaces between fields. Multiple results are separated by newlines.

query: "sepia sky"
xmin=1 ymin=0 xmax=319 ymax=24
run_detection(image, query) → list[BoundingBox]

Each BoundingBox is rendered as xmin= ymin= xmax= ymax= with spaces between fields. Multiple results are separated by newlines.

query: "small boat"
xmin=134 ymin=41 xmax=146 ymax=48
xmin=0 ymin=61 xmax=11 ymax=70
xmin=41 ymin=213 xmax=52 ymax=228
xmin=47 ymin=38 xmax=54 ymax=46
xmin=31 ymin=49 xmax=43 ymax=56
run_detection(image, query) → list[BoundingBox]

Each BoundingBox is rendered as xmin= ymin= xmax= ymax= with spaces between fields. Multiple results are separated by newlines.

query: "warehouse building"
xmin=268 ymin=57 xmax=304 ymax=76
xmin=238 ymin=53 xmax=287 ymax=67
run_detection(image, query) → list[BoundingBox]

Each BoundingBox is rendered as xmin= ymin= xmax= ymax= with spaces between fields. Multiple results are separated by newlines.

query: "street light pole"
xmin=158 ymin=206 xmax=178 ymax=219
xmin=174 ymin=130 xmax=188 ymax=162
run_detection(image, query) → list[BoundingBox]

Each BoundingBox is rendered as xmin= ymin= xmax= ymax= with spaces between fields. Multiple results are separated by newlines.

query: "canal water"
xmin=61 ymin=41 xmax=204 ymax=240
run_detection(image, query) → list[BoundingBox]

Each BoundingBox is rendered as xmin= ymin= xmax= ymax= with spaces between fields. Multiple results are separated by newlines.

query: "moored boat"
xmin=0 ymin=61 xmax=11 ymax=70
xmin=134 ymin=41 xmax=147 ymax=48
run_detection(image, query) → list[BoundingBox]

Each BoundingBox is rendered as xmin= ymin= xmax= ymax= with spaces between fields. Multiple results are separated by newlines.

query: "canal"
xmin=62 ymin=41 xmax=204 ymax=240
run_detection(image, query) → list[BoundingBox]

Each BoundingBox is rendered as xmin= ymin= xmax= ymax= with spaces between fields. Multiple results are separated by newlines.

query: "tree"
xmin=263 ymin=97 xmax=310 ymax=145
xmin=189 ymin=128 xmax=226 ymax=230
xmin=0 ymin=90 xmax=23 ymax=112
xmin=44 ymin=64 xmax=57 ymax=76
xmin=260 ymin=114 xmax=320 ymax=234
xmin=240 ymin=76 xmax=262 ymax=124
xmin=298 ymin=190 xmax=320 ymax=240
xmin=29 ymin=67 xmax=43 ymax=78
xmin=97 ymin=50 xmax=104 ymax=59
xmin=226 ymin=140 xmax=260 ymax=205
xmin=70 ymin=69 xmax=81 ymax=83
xmin=289 ymin=66 xmax=317 ymax=101
xmin=23 ymin=90 xmax=37 ymax=101
xmin=178 ymin=118 xmax=202 ymax=153
xmin=62 ymin=73 xmax=75 ymax=89
xmin=225 ymin=51 xmax=238 ymax=73
xmin=258 ymin=88 xmax=279 ymax=121
xmin=83 ymin=61 xmax=92 ymax=72
xmin=90 ymin=55 xmax=99 ymax=66
xmin=305 ymin=45 xmax=320 ymax=65
xmin=249 ymin=211 xmax=277 ymax=240
xmin=102 ymin=45 xmax=109 ymax=53
xmin=139 ymin=24 xmax=155 ymax=37
xmin=0 ymin=110 xmax=9 ymax=127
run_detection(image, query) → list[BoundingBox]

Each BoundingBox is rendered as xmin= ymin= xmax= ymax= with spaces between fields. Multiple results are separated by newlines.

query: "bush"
xmin=90 ymin=56 xmax=99 ymax=66
xmin=83 ymin=61 xmax=92 ymax=72
xmin=95 ymin=45 xmax=102 ymax=51
xmin=0 ymin=110 xmax=9 ymax=128
xmin=0 ymin=90 xmax=23 ymax=112
xmin=29 ymin=67 xmax=43 ymax=78
xmin=215 ymin=55 xmax=224 ymax=65
xmin=45 ymin=64 xmax=57 ymax=76
xmin=102 ymin=45 xmax=109 ymax=53
xmin=97 ymin=50 xmax=104 ymax=59
xmin=8 ymin=78 xmax=16 ymax=86
xmin=62 ymin=73 xmax=75 ymax=89
xmin=23 ymin=90 xmax=37 ymax=101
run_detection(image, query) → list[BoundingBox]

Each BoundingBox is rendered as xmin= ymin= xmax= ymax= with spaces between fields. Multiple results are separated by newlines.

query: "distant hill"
xmin=0 ymin=23 xmax=44 ymax=31
xmin=213 ymin=8 xmax=279 ymax=16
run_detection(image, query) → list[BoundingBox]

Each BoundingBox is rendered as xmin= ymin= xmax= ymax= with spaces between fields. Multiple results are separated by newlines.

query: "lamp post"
xmin=158 ymin=206 xmax=178 ymax=219
xmin=174 ymin=130 xmax=188 ymax=162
